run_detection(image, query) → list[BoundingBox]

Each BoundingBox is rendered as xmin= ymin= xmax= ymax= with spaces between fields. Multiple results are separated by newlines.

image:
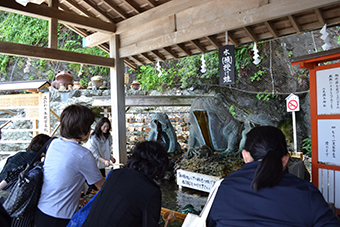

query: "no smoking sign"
xmin=286 ymin=93 xmax=300 ymax=112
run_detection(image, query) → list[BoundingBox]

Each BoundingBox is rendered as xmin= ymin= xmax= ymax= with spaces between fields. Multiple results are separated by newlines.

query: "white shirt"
xmin=37 ymin=138 xmax=103 ymax=219
xmin=85 ymin=134 xmax=112 ymax=169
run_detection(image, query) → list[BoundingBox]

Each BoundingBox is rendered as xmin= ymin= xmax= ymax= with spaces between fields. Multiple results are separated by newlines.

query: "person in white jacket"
xmin=86 ymin=117 xmax=116 ymax=178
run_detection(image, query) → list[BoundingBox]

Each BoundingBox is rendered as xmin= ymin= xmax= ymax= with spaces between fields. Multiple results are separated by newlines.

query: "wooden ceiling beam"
xmin=264 ymin=21 xmax=279 ymax=39
xmin=163 ymin=47 xmax=178 ymax=59
xmin=124 ymin=0 xmax=142 ymax=14
xmin=314 ymin=8 xmax=326 ymax=25
xmin=0 ymin=41 xmax=114 ymax=68
xmin=206 ymin=36 xmax=220 ymax=49
xmin=190 ymin=40 xmax=205 ymax=53
xmin=103 ymin=0 xmax=127 ymax=20
xmin=288 ymin=15 xmax=302 ymax=34
xmin=141 ymin=53 xmax=155 ymax=62
xmin=176 ymin=44 xmax=191 ymax=56
xmin=0 ymin=0 xmax=115 ymax=33
xmin=151 ymin=50 xmax=166 ymax=61
xmin=83 ymin=0 xmax=116 ymax=23
xmin=119 ymin=0 xmax=340 ymax=57
xmin=244 ymin=26 xmax=258 ymax=43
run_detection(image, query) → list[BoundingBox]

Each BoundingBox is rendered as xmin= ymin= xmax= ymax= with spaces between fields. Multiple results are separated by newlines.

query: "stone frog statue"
xmin=187 ymin=94 xmax=241 ymax=158
xmin=87 ymin=75 xmax=108 ymax=90
xmin=51 ymin=70 xmax=74 ymax=90
xmin=147 ymin=113 xmax=181 ymax=153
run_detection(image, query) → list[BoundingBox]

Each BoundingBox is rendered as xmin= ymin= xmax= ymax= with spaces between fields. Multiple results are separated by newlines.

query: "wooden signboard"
xmin=0 ymin=93 xmax=50 ymax=135
xmin=292 ymin=48 xmax=340 ymax=214
xmin=219 ymin=44 xmax=235 ymax=85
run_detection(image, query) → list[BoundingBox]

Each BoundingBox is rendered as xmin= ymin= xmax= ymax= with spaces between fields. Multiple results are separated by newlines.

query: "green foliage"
xmin=302 ymin=138 xmax=311 ymax=156
xmin=0 ymin=12 xmax=110 ymax=81
xmin=250 ymin=69 xmax=265 ymax=82
xmin=256 ymin=90 xmax=277 ymax=101
xmin=177 ymin=51 xmax=219 ymax=89
xmin=235 ymin=44 xmax=253 ymax=73
xmin=288 ymin=51 xmax=293 ymax=57
xmin=229 ymin=105 xmax=236 ymax=117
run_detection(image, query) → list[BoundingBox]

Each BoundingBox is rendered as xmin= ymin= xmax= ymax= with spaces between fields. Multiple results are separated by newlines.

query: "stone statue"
xmin=147 ymin=113 xmax=181 ymax=153
xmin=187 ymin=94 xmax=241 ymax=158
xmin=87 ymin=76 xmax=108 ymax=90
xmin=51 ymin=70 xmax=74 ymax=90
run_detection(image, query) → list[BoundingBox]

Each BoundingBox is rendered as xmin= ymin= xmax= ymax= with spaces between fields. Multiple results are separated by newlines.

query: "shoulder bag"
xmin=3 ymin=137 xmax=56 ymax=218
xmin=181 ymin=179 xmax=223 ymax=227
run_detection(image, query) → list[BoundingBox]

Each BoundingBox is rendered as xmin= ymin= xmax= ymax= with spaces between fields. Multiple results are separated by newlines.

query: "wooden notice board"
xmin=292 ymin=47 xmax=340 ymax=214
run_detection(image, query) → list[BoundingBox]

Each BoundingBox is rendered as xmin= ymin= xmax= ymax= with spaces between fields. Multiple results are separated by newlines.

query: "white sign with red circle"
xmin=286 ymin=93 xmax=300 ymax=112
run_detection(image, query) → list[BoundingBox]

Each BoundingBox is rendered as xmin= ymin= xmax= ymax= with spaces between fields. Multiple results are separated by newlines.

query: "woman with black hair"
xmin=85 ymin=117 xmax=116 ymax=177
xmin=207 ymin=126 xmax=340 ymax=227
xmin=82 ymin=141 xmax=169 ymax=227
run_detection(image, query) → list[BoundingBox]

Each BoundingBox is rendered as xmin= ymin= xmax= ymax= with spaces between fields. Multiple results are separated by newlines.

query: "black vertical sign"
xmin=219 ymin=45 xmax=235 ymax=85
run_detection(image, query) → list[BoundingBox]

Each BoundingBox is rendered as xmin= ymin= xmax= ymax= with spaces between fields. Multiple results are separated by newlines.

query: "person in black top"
xmin=82 ymin=141 xmax=169 ymax=227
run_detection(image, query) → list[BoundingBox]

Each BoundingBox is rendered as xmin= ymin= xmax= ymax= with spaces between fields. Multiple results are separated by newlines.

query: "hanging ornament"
xmin=320 ymin=24 xmax=331 ymax=51
xmin=155 ymin=61 xmax=162 ymax=77
xmin=200 ymin=54 xmax=206 ymax=73
xmin=23 ymin=57 xmax=31 ymax=73
xmin=253 ymin=42 xmax=261 ymax=65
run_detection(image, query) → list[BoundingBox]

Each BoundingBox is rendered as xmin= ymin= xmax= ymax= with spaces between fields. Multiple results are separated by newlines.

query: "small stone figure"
xmin=87 ymin=76 xmax=107 ymax=90
xmin=73 ymin=81 xmax=83 ymax=90
xmin=131 ymin=81 xmax=141 ymax=90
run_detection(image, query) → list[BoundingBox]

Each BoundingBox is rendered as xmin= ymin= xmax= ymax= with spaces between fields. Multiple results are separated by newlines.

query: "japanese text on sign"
xmin=219 ymin=45 xmax=235 ymax=85
xmin=177 ymin=169 xmax=221 ymax=193
xmin=317 ymin=119 xmax=340 ymax=166
xmin=317 ymin=67 xmax=340 ymax=115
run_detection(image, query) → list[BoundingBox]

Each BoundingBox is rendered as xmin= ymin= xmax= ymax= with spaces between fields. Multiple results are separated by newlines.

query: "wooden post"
xmin=48 ymin=0 xmax=58 ymax=49
xmin=110 ymin=34 xmax=127 ymax=166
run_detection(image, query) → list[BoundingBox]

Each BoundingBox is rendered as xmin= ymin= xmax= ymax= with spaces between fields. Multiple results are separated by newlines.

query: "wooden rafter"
xmin=0 ymin=1 xmax=115 ymax=33
xmin=151 ymin=50 xmax=166 ymax=61
xmin=227 ymin=32 xmax=239 ymax=47
xmin=163 ymin=47 xmax=178 ymax=59
xmin=130 ymin=55 xmax=145 ymax=65
xmin=288 ymin=15 xmax=302 ymax=34
xmin=244 ymin=26 xmax=258 ymax=42
xmin=103 ymin=0 xmax=127 ymax=20
xmin=314 ymin=8 xmax=326 ymax=25
xmin=264 ymin=21 xmax=279 ymax=39
xmin=176 ymin=44 xmax=191 ymax=56
xmin=124 ymin=0 xmax=142 ymax=14
xmin=124 ymin=58 xmax=137 ymax=69
xmin=146 ymin=0 xmax=156 ymax=7
xmin=190 ymin=40 xmax=205 ymax=53
xmin=0 ymin=41 xmax=114 ymax=68
xmin=206 ymin=36 xmax=220 ymax=49
xmin=83 ymin=0 xmax=116 ymax=23
xmin=61 ymin=0 xmax=96 ymax=18
xmin=141 ymin=53 xmax=154 ymax=62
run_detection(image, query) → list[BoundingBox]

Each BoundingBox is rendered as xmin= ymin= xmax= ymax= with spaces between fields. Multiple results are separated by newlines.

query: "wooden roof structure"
xmin=1 ymin=0 xmax=340 ymax=165
xmin=1 ymin=0 xmax=340 ymax=68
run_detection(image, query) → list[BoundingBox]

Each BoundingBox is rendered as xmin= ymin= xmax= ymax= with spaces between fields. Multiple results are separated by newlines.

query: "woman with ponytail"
xmin=207 ymin=126 xmax=340 ymax=227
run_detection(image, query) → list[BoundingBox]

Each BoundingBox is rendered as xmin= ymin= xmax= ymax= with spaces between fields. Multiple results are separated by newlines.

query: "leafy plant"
xmin=250 ymin=70 xmax=265 ymax=82
xmin=288 ymin=51 xmax=293 ymax=57
xmin=302 ymin=137 xmax=311 ymax=156
xmin=229 ymin=105 xmax=236 ymax=117
xmin=256 ymin=90 xmax=277 ymax=101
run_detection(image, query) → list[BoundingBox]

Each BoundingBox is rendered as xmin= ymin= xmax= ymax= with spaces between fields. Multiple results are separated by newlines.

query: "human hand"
xmin=79 ymin=198 xmax=87 ymax=207
xmin=104 ymin=160 xmax=111 ymax=166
